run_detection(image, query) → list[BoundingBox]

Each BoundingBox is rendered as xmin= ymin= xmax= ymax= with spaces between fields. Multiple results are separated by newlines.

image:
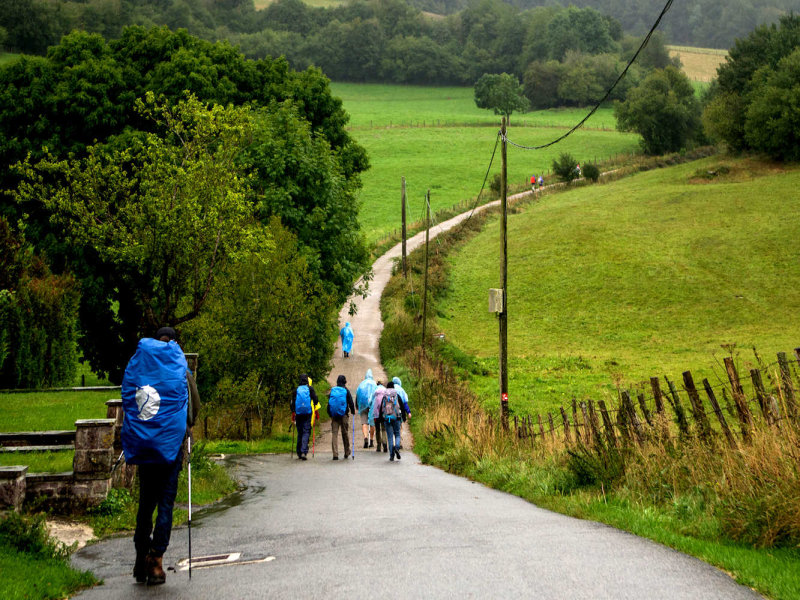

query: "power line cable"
xmin=503 ymin=0 xmax=675 ymax=151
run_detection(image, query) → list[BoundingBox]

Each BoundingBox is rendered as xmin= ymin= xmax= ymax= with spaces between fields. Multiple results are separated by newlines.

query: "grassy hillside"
xmin=331 ymin=84 xmax=640 ymax=243
xmin=438 ymin=156 xmax=800 ymax=415
xmin=668 ymin=45 xmax=728 ymax=82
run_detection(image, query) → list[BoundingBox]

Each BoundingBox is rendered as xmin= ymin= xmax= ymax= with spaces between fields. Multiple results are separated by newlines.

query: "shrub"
xmin=551 ymin=152 xmax=579 ymax=183
xmin=582 ymin=163 xmax=600 ymax=182
xmin=0 ymin=513 xmax=71 ymax=561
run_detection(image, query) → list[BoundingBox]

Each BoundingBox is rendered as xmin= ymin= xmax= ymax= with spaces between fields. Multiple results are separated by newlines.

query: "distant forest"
xmin=1 ymin=0 xmax=792 ymax=88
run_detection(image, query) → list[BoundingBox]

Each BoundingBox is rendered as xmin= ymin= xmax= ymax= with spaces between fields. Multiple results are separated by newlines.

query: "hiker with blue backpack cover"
xmin=356 ymin=369 xmax=377 ymax=448
xmin=122 ymin=327 xmax=200 ymax=586
xmin=382 ymin=381 xmax=408 ymax=461
xmin=291 ymin=374 xmax=319 ymax=460
xmin=370 ymin=381 xmax=388 ymax=453
xmin=327 ymin=374 xmax=355 ymax=460
xmin=340 ymin=322 xmax=354 ymax=358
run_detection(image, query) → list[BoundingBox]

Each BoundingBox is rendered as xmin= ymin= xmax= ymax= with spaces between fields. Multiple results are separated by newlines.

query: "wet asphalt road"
xmin=72 ymin=449 xmax=759 ymax=599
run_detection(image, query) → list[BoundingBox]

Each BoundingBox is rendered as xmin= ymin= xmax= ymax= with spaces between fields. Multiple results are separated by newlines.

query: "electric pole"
xmin=421 ymin=190 xmax=430 ymax=357
xmin=500 ymin=118 xmax=509 ymax=428
xmin=402 ymin=176 xmax=407 ymax=278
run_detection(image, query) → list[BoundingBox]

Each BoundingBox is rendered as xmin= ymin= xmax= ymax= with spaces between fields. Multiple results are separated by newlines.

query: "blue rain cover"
xmin=121 ymin=338 xmax=188 ymax=464
xmin=328 ymin=386 xmax=348 ymax=417
xmin=340 ymin=323 xmax=354 ymax=353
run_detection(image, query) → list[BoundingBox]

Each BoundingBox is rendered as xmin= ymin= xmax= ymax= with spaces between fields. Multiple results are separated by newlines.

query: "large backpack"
xmin=382 ymin=389 xmax=401 ymax=422
xmin=357 ymin=379 xmax=376 ymax=413
xmin=295 ymin=385 xmax=312 ymax=415
xmin=328 ymin=386 xmax=347 ymax=417
xmin=121 ymin=338 xmax=188 ymax=465
xmin=371 ymin=387 xmax=386 ymax=420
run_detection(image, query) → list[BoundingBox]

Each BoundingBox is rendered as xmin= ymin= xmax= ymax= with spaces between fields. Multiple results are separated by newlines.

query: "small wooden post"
xmin=621 ymin=391 xmax=645 ymax=444
xmin=703 ymin=378 xmax=736 ymax=448
xmin=561 ymin=406 xmax=572 ymax=444
xmin=580 ymin=402 xmax=592 ymax=446
xmin=682 ymin=371 xmax=711 ymax=441
xmin=650 ymin=377 xmax=665 ymax=415
xmin=401 ymin=177 xmax=408 ymax=279
xmin=637 ymin=392 xmax=653 ymax=427
xmin=537 ymin=414 xmax=545 ymax=439
xmin=597 ymin=400 xmax=618 ymax=448
xmin=724 ymin=357 xmax=753 ymax=441
xmin=587 ymin=401 xmax=602 ymax=446
xmin=547 ymin=413 xmax=555 ymax=440
xmin=777 ymin=352 xmax=797 ymax=420
xmin=750 ymin=369 xmax=776 ymax=426
xmin=572 ymin=399 xmax=582 ymax=443
xmin=665 ymin=377 xmax=690 ymax=436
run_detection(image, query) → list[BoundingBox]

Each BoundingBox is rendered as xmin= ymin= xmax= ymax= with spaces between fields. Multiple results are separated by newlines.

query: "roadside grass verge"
xmin=0 ymin=513 xmax=96 ymax=600
xmin=0 ymin=450 xmax=74 ymax=472
xmin=380 ymin=153 xmax=800 ymax=600
xmin=0 ymin=390 xmax=111 ymax=431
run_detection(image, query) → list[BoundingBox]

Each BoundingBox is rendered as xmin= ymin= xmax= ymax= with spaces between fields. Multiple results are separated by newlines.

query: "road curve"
xmin=71 ymin=192 xmax=760 ymax=599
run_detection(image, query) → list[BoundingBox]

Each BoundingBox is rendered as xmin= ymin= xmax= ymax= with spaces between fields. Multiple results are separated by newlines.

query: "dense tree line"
xmin=1 ymin=27 xmax=369 ymax=388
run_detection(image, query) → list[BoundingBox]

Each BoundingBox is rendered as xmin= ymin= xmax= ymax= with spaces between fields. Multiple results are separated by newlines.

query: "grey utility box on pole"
xmin=489 ymin=288 xmax=504 ymax=313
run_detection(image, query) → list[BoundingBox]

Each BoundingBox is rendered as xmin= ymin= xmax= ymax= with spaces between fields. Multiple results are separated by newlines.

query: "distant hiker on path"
xmin=538 ymin=175 xmax=544 ymax=188
xmin=340 ymin=322 xmax=354 ymax=358
xmin=291 ymin=374 xmax=319 ymax=460
xmin=383 ymin=381 xmax=407 ymax=461
xmin=356 ymin=369 xmax=377 ymax=448
xmin=370 ymin=381 xmax=387 ymax=453
xmin=327 ymin=374 xmax=355 ymax=460
xmin=530 ymin=175 xmax=536 ymax=191
xmin=392 ymin=376 xmax=411 ymax=449
xmin=123 ymin=327 xmax=200 ymax=586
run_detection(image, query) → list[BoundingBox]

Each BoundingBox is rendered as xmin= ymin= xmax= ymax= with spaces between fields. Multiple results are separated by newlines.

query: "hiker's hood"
xmin=392 ymin=376 xmax=402 ymax=387
xmin=337 ymin=374 xmax=347 ymax=387
xmin=365 ymin=369 xmax=373 ymax=381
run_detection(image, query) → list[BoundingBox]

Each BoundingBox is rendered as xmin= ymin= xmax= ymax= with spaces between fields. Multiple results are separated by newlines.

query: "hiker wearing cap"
xmin=383 ymin=381 xmax=407 ymax=461
xmin=291 ymin=374 xmax=318 ymax=460
xmin=392 ymin=376 xmax=411 ymax=449
xmin=340 ymin=322 xmax=354 ymax=358
xmin=356 ymin=369 xmax=377 ymax=448
xmin=126 ymin=327 xmax=200 ymax=585
xmin=327 ymin=374 xmax=355 ymax=460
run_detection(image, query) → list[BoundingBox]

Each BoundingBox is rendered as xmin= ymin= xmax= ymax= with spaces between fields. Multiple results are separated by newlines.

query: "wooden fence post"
xmin=777 ymin=352 xmax=797 ymax=420
xmin=587 ymin=401 xmax=603 ymax=446
xmin=580 ymin=402 xmax=592 ymax=446
xmin=537 ymin=414 xmax=545 ymax=439
xmin=665 ymin=377 xmax=691 ymax=436
xmin=750 ymin=369 xmax=776 ymax=426
xmin=621 ymin=391 xmax=645 ymax=444
xmin=547 ymin=413 xmax=555 ymax=440
xmin=561 ymin=406 xmax=572 ymax=444
xmin=572 ymin=399 xmax=582 ymax=443
xmin=703 ymin=378 xmax=736 ymax=448
xmin=650 ymin=377 xmax=665 ymax=415
xmin=682 ymin=371 xmax=711 ymax=441
xmin=597 ymin=400 xmax=618 ymax=449
xmin=637 ymin=392 xmax=653 ymax=427
xmin=724 ymin=356 xmax=753 ymax=442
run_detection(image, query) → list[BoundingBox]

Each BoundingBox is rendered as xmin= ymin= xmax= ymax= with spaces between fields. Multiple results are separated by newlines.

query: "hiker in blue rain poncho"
xmin=356 ymin=369 xmax=377 ymax=448
xmin=392 ymin=376 xmax=412 ymax=450
xmin=340 ymin=322 xmax=354 ymax=358
xmin=122 ymin=327 xmax=200 ymax=586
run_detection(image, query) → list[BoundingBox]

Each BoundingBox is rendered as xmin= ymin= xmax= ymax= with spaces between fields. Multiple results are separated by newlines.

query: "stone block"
xmin=73 ymin=448 xmax=114 ymax=475
xmin=0 ymin=466 xmax=27 ymax=511
xmin=74 ymin=419 xmax=115 ymax=451
xmin=105 ymin=399 xmax=124 ymax=426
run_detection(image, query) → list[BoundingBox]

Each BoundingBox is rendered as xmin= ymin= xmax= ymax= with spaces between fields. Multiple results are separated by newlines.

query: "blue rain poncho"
xmin=356 ymin=369 xmax=377 ymax=414
xmin=340 ymin=322 xmax=354 ymax=353
xmin=121 ymin=338 xmax=189 ymax=465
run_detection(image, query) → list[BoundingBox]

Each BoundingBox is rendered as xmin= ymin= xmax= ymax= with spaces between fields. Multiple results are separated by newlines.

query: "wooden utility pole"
xmin=401 ymin=176 xmax=408 ymax=278
xmin=421 ymin=190 xmax=431 ymax=355
xmin=500 ymin=118 xmax=509 ymax=428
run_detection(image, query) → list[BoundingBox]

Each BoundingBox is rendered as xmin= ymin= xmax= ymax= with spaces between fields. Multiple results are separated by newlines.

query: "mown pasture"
xmin=331 ymin=83 xmax=640 ymax=243
xmin=668 ymin=45 xmax=728 ymax=82
xmin=437 ymin=156 xmax=800 ymax=415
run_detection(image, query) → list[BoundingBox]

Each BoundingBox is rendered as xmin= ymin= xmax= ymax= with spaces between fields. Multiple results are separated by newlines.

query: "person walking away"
xmin=382 ymin=382 xmax=407 ymax=461
xmin=123 ymin=327 xmax=200 ymax=585
xmin=538 ymin=175 xmax=544 ymax=188
xmin=291 ymin=374 xmax=318 ymax=460
xmin=530 ymin=175 xmax=536 ymax=191
xmin=340 ymin=322 xmax=354 ymax=358
xmin=370 ymin=381 xmax=388 ymax=453
xmin=327 ymin=374 xmax=355 ymax=460
xmin=356 ymin=369 xmax=377 ymax=448
xmin=391 ymin=376 xmax=412 ymax=449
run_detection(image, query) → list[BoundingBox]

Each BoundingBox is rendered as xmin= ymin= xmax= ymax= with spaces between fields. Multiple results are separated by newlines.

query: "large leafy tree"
xmin=615 ymin=66 xmax=701 ymax=155
xmin=14 ymin=95 xmax=262 ymax=380
xmin=474 ymin=72 xmax=530 ymax=121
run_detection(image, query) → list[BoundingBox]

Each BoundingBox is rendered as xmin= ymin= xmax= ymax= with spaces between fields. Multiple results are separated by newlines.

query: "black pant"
xmin=296 ymin=413 xmax=312 ymax=457
xmin=134 ymin=449 xmax=183 ymax=557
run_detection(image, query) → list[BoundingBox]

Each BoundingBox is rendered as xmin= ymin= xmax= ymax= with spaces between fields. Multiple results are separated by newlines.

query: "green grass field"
xmin=0 ymin=53 xmax=20 ymax=66
xmin=438 ymin=156 xmax=800 ymax=415
xmin=0 ymin=450 xmax=74 ymax=472
xmin=332 ymin=84 xmax=640 ymax=243
xmin=0 ymin=391 xmax=111 ymax=432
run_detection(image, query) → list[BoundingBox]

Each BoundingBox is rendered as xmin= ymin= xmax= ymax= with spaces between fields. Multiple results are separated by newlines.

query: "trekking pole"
xmin=312 ymin=421 xmax=315 ymax=459
xmin=351 ymin=411 xmax=355 ymax=460
xmin=289 ymin=422 xmax=294 ymax=459
xmin=110 ymin=450 xmax=125 ymax=474
xmin=187 ymin=435 xmax=193 ymax=580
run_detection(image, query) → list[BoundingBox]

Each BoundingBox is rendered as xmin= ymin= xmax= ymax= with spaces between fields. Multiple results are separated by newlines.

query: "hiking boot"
xmin=395 ymin=448 xmax=401 ymax=460
xmin=383 ymin=444 xmax=388 ymax=453
xmin=363 ymin=438 xmax=369 ymax=448
xmin=301 ymin=453 xmax=307 ymax=460
xmin=333 ymin=456 xmax=339 ymax=460
xmin=376 ymin=445 xmax=381 ymax=452
xmin=390 ymin=456 xmax=394 ymax=462
xmin=146 ymin=553 xmax=166 ymax=585
xmin=369 ymin=439 xmax=374 ymax=448
xmin=133 ymin=552 xmax=147 ymax=583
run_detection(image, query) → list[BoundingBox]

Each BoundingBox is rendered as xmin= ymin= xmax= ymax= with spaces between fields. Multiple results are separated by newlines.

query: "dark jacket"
xmin=326 ymin=374 xmax=355 ymax=417
xmin=290 ymin=373 xmax=318 ymax=413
